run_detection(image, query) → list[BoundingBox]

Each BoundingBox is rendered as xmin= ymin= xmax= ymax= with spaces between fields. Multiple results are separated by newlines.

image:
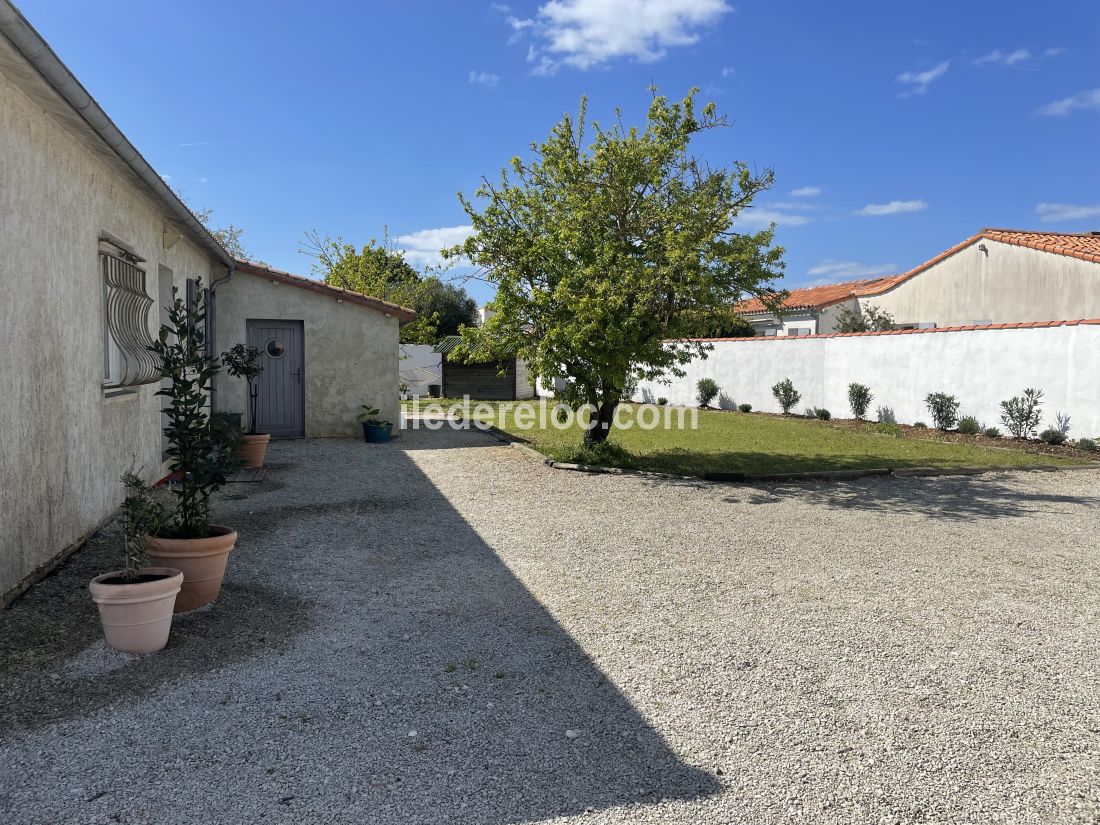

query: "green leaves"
xmin=448 ymin=87 xmax=784 ymax=443
xmin=148 ymin=281 xmax=238 ymax=538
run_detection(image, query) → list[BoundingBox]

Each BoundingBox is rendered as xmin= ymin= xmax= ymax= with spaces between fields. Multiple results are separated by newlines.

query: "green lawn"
xmin=404 ymin=398 xmax=1086 ymax=476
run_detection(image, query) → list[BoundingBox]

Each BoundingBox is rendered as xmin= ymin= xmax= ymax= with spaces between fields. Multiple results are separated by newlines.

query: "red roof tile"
xmin=234 ymin=260 xmax=417 ymax=321
xmin=735 ymin=278 xmax=890 ymax=313
xmin=857 ymin=228 xmax=1100 ymax=297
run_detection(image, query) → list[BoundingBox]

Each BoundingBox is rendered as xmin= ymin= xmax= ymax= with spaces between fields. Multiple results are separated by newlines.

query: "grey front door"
xmin=247 ymin=319 xmax=304 ymax=438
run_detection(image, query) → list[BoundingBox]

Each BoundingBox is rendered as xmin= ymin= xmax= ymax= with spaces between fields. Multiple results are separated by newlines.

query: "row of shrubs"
xmin=685 ymin=378 xmax=1098 ymax=452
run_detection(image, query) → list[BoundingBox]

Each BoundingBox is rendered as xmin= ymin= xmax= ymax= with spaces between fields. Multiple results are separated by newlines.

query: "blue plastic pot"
xmin=362 ymin=422 xmax=392 ymax=443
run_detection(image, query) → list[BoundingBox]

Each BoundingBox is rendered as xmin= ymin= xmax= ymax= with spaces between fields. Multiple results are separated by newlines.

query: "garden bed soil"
xmin=825 ymin=417 xmax=1096 ymax=459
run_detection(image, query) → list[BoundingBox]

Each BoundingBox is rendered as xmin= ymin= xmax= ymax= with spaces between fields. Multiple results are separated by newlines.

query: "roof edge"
xmin=0 ymin=0 xmax=233 ymax=268
xmin=234 ymin=259 xmax=417 ymax=321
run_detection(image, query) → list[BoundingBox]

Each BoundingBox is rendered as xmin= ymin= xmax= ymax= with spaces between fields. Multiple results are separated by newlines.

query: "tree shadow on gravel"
xmin=1 ymin=431 xmax=719 ymax=825
xmin=722 ymin=473 xmax=1099 ymax=521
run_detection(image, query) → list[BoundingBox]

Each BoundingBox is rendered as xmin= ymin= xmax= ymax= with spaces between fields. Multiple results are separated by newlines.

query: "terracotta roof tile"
xmin=234 ymin=259 xmax=417 ymax=321
xmin=856 ymin=228 xmax=1100 ymax=297
xmin=735 ymin=278 xmax=890 ymax=313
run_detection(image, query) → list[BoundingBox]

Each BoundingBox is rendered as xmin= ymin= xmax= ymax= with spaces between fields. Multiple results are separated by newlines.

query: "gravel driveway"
xmin=2 ymin=423 xmax=1099 ymax=824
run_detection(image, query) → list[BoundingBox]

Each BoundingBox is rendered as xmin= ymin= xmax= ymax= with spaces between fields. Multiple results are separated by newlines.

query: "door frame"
xmin=246 ymin=318 xmax=305 ymax=438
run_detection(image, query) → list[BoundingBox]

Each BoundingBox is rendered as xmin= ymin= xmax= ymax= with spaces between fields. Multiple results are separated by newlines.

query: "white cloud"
xmin=395 ymin=225 xmax=474 ymax=268
xmin=1035 ymin=203 xmax=1100 ymax=223
xmin=720 ymin=66 xmax=735 ymax=77
xmin=737 ymin=208 xmax=812 ymax=229
xmin=790 ymin=186 xmax=821 ymax=197
xmin=1043 ymin=47 xmax=1065 ymax=58
xmin=857 ymin=200 xmax=928 ymax=217
xmin=468 ymin=70 xmax=500 ymax=88
xmin=509 ymin=0 xmax=732 ymax=73
xmin=807 ymin=260 xmax=898 ymax=283
xmin=1037 ymin=89 xmax=1100 ymax=116
xmin=974 ymin=48 xmax=1030 ymax=67
xmin=896 ymin=60 xmax=949 ymax=95
xmin=199 ymin=177 xmax=208 ymax=184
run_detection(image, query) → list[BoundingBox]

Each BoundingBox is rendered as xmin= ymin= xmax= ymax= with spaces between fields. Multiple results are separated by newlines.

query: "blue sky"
xmin=18 ymin=0 xmax=1100 ymax=304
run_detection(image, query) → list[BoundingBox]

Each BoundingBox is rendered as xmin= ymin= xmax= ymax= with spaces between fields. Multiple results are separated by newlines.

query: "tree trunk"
xmin=584 ymin=399 xmax=617 ymax=445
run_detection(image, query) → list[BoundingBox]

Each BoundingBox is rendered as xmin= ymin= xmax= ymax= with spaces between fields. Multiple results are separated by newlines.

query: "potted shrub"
xmin=221 ymin=342 xmax=270 ymax=468
xmin=357 ymin=405 xmax=393 ymax=443
xmin=88 ymin=472 xmax=184 ymax=654
xmin=146 ymin=281 xmax=241 ymax=612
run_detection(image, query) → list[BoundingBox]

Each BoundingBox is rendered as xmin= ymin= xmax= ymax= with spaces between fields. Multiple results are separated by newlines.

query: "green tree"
xmin=300 ymin=228 xmax=438 ymax=343
xmin=446 ymin=88 xmax=784 ymax=443
xmin=418 ymin=277 xmax=479 ymax=337
xmin=835 ymin=303 xmax=894 ymax=333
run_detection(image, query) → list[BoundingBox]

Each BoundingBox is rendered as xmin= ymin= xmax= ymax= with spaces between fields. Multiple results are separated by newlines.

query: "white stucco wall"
xmin=859 ymin=240 xmax=1100 ymax=326
xmin=635 ymin=324 xmax=1100 ymax=436
xmin=0 ymin=67 xmax=224 ymax=599
xmin=213 ymin=271 xmax=400 ymax=437
xmin=399 ymin=344 xmax=442 ymax=397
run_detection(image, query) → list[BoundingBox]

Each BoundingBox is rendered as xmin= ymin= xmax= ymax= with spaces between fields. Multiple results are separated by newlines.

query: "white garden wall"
xmin=635 ymin=322 xmax=1100 ymax=436
xmin=399 ymin=344 xmax=442 ymax=396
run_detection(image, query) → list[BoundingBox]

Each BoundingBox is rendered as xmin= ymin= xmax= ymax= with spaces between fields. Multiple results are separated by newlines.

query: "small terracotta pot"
xmin=238 ymin=433 xmax=271 ymax=468
xmin=89 ymin=567 xmax=184 ymax=654
xmin=146 ymin=527 xmax=238 ymax=612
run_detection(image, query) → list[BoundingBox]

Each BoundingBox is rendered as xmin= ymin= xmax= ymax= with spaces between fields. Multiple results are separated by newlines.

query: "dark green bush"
xmin=1039 ymin=428 xmax=1067 ymax=445
xmin=814 ymin=407 xmax=832 ymax=420
xmin=847 ymin=383 xmax=872 ymax=420
xmin=924 ymin=392 xmax=961 ymax=430
xmin=956 ymin=415 xmax=981 ymax=435
xmin=1076 ymin=437 xmax=1098 ymax=452
xmin=696 ymin=378 xmax=719 ymax=407
xmin=983 ymin=426 xmax=1002 ymax=438
xmin=657 ymin=397 xmax=668 ymax=406
xmin=913 ymin=421 xmax=928 ymax=429
xmin=771 ymin=378 xmax=801 ymax=414
xmin=738 ymin=403 xmax=752 ymax=413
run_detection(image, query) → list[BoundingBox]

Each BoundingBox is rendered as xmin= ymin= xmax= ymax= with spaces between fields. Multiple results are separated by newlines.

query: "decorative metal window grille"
xmin=101 ymin=247 xmax=159 ymax=387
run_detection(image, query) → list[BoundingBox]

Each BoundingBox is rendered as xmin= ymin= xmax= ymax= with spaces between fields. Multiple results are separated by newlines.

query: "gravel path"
xmin=2 ymin=424 xmax=1099 ymax=824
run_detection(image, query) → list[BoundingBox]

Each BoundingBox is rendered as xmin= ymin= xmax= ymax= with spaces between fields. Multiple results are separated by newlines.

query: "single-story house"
xmin=737 ymin=228 xmax=1100 ymax=335
xmin=216 ymin=261 xmax=414 ymax=438
xmin=0 ymin=4 xmax=408 ymax=603
xmin=434 ymin=336 xmax=537 ymax=400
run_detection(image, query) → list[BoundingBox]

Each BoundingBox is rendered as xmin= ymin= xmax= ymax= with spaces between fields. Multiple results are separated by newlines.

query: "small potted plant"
xmin=357 ymin=405 xmax=393 ymax=443
xmin=146 ymin=281 xmax=241 ymax=612
xmin=88 ymin=472 xmax=183 ymax=654
xmin=221 ymin=342 xmax=270 ymax=467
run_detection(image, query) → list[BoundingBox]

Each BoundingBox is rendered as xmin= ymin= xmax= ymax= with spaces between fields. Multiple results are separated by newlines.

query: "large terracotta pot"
xmin=146 ymin=527 xmax=238 ymax=612
xmin=89 ymin=567 xmax=184 ymax=653
xmin=239 ymin=433 xmax=271 ymax=468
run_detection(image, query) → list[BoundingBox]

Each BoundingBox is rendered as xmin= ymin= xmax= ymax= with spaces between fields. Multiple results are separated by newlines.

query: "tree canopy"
xmin=301 ymin=229 xmax=477 ymax=344
xmin=447 ymin=88 xmax=785 ymax=442
xmin=834 ymin=303 xmax=895 ymax=333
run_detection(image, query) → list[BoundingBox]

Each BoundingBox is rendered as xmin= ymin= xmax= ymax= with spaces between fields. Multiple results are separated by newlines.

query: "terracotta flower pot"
xmin=238 ymin=433 xmax=271 ymax=468
xmin=89 ymin=567 xmax=184 ymax=654
xmin=146 ymin=527 xmax=238 ymax=612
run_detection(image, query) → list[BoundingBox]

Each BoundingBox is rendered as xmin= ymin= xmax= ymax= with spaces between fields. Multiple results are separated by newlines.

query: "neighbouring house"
xmin=735 ymin=280 xmax=884 ymax=336
xmin=738 ymin=228 xmax=1100 ymax=335
xmin=0 ymin=4 xmax=409 ymax=603
xmin=216 ymin=261 xmax=414 ymax=438
xmin=434 ymin=336 xmax=537 ymax=400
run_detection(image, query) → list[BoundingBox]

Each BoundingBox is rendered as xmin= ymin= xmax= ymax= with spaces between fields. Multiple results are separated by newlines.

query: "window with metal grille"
xmin=100 ymin=240 xmax=159 ymax=388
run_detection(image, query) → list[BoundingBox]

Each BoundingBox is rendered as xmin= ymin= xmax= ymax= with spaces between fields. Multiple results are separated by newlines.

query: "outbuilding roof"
xmin=234 ymin=260 xmax=417 ymax=321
